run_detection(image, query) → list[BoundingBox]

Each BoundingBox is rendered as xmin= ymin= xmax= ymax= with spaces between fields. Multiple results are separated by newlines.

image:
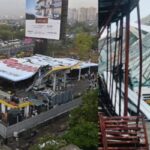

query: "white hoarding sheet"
xmin=0 ymin=54 xmax=98 ymax=82
xmin=0 ymin=58 xmax=40 ymax=82
xmin=25 ymin=0 xmax=62 ymax=40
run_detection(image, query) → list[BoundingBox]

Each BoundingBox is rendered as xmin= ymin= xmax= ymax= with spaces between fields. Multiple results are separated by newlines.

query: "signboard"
xmin=25 ymin=0 xmax=62 ymax=40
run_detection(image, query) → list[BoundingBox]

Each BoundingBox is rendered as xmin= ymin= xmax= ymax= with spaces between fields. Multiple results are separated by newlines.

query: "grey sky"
xmin=0 ymin=0 xmax=149 ymax=19
xmin=0 ymin=0 xmax=25 ymax=18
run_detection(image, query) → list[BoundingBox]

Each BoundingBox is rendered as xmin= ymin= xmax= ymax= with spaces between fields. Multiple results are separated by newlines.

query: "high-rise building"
xmin=68 ymin=8 xmax=78 ymax=23
xmin=87 ymin=7 xmax=97 ymax=21
xmin=67 ymin=7 xmax=97 ymax=24
xmin=78 ymin=7 xmax=87 ymax=22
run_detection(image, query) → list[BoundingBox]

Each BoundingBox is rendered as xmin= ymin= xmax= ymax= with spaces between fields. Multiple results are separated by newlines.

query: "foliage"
xmin=29 ymin=89 xmax=98 ymax=150
xmin=64 ymin=89 xmax=99 ymax=150
xmin=0 ymin=24 xmax=13 ymax=31
xmin=0 ymin=24 xmax=25 ymax=40
xmin=92 ymin=36 xmax=98 ymax=50
xmin=67 ymin=22 xmax=97 ymax=34
xmin=69 ymin=89 xmax=98 ymax=126
xmin=64 ymin=121 xmax=98 ymax=150
xmin=0 ymin=30 xmax=12 ymax=41
xmin=40 ymin=22 xmax=98 ymax=58
xmin=30 ymin=135 xmax=67 ymax=150
xmin=74 ymin=32 xmax=93 ymax=59
xmin=14 ymin=29 xmax=25 ymax=39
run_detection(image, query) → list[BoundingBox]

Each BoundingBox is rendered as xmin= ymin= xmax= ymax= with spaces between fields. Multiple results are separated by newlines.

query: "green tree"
xmin=67 ymin=22 xmax=97 ymax=34
xmin=69 ymin=89 xmax=98 ymax=127
xmin=64 ymin=89 xmax=99 ymax=150
xmin=64 ymin=121 xmax=98 ymax=150
xmin=0 ymin=24 xmax=25 ymax=40
xmin=92 ymin=36 xmax=98 ymax=50
xmin=74 ymin=32 xmax=93 ymax=59
xmin=30 ymin=90 xmax=99 ymax=150
xmin=0 ymin=30 xmax=12 ymax=40
xmin=0 ymin=24 xmax=13 ymax=31
xmin=14 ymin=29 xmax=25 ymax=39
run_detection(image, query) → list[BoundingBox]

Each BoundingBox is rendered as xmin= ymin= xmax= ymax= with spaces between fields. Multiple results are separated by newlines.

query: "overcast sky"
xmin=0 ymin=0 xmax=149 ymax=20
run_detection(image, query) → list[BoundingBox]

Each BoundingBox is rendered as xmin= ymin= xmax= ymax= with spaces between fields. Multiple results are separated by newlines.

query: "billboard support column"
xmin=34 ymin=39 xmax=48 ymax=55
xmin=60 ymin=0 xmax=68 ymax=42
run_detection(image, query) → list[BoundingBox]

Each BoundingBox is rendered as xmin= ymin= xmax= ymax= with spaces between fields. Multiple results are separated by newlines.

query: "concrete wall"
xmin=1 ymin=98 xmax=81 ymax=138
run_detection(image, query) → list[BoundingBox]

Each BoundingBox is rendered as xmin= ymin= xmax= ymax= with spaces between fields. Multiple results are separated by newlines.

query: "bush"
xmin=64 ymin=89 xmax=99 ymax=150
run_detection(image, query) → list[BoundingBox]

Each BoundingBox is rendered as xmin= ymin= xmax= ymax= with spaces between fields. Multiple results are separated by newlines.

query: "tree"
xmin=64 ymin=89 xmax=99 ymax=150
xmin=0 ymin=30 xmax=12 ymax=40
xmin=92 ymin=36 xmax=98 ymax=50
xmin=69 ymin=89 xmax=98 ymax=127
xmin=0 ymin=24 xmax=13 ymax=40
xmin=67 ymin=22 xmax=97 ymax=34
xmin=0 ymin=24 xmax=25 ymax=40
xmin=14 ymin=29 xmax=25 ymax=39
xmin=64 ymin=121 xmax=98 ymax=150
xmin=30 ymin=90 xmax=99 ymax=150
xmin=0 ymin=24 xmax=13 ymax=31
xmin=74 ymin=32 xmax=93 ymax=59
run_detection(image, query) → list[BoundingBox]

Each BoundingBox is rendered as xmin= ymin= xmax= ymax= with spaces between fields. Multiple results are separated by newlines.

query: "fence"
xmin=0 ymin=98 xmax=81 ymax=138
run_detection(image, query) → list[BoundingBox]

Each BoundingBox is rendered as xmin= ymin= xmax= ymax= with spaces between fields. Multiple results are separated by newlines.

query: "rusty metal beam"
xmin=124 ymin=11 xmax=130 ymax=116
xmin=119 ymin=18 xmax=124 ymax=116
xmin=99 ymin=1 xmax=121 ymax=38
xmin=106 ymin=26 xmax=109 ymax=84
xmin=99 ymin=114 xmax=149 ymax=150
xmin=136 ymin=3 xmax=142 ymax=116
xmin=112 ymin=22 xmax=119 ymax=110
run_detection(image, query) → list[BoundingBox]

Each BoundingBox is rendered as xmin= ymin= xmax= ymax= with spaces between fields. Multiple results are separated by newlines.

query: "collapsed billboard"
xmin=25 ymin=0 xmax=62 ymax=40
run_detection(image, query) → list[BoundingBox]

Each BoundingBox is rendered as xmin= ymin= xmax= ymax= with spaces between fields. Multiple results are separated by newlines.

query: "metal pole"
xmin=53 ymin=73 xmax=57 ymax=91
xmin=119 ymin=18 xmax=124 ymax=116
xmin=112 ymin=21 xmax=119 ymax=110
xmin=106 ymin=26 xmax=109 ymax=84
xmin=78 ymin=69 xmax=81 ymax=81
xmin=124 ymin=11 xmax=130 ymax=116
xmin=109 ymin=25 xmax=113 ymax=99
xmin=137 ymin=3 xmax=143 ymax=116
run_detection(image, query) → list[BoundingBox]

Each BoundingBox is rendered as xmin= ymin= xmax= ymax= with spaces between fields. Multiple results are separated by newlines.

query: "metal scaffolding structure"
xmin=98 ymin=0 xmax=149 ymax=149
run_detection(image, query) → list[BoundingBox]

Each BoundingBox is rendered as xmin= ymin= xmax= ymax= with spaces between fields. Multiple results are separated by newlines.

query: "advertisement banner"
xmin=25 ymin=0 xmax=62 ymax=40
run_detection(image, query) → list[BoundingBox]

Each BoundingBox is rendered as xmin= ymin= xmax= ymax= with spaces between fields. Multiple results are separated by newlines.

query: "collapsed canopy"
xmin=0 ymin=54 xmax=98 ymax=82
